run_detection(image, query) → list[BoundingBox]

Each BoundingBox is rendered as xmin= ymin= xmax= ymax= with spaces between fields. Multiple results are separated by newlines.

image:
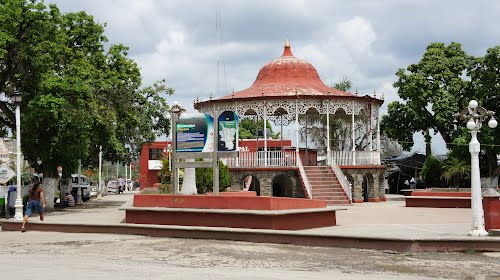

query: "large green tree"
xmin=468 ymin=46 xmax=500 ymax=176
xmin=1 ymin=0 xmax=172 ymax=208
xmin=381 ymin=42 xmax=471 ymax=151
xmin=238 ymin=118 xmax=278 ymax=139
xmin=382 ymin=42 xmax=499 ymax=177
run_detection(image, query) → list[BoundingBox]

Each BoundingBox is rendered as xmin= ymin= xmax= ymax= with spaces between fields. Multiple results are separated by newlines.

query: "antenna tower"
xmin=216 ymin=9 xmax=227 ymax=97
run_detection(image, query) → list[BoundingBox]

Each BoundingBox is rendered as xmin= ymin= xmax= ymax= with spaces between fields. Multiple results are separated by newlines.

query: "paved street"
xmin=2 ymin=192 xmax=500 ymax=279
xmin=1 ymin=230 xmax=500 ymax=280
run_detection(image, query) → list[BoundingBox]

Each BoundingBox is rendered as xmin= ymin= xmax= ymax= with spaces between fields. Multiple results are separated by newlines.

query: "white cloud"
xmin=44 ymin=0 xmax=500 ymax=149
xmin=335 ymin=16 xmax=376 ymax=53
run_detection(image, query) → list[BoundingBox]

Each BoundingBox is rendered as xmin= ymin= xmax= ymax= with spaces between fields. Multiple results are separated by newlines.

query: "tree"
xmin=382 ymin=42 xmax=500 ymax=177
xmin=441 ymin=157 xmax=470 ymax=191
xmin=420 ymin=155 xmax=443 ymax=188
xmin=238 ymin=118 xmax=278 ymax=139
xmin=195 ymin=160 xmax=230 ymax=194
xmin=379 ymin=133 xmax=403 ymax=159
xmin=1 ymin=0 xmax=172 ymax=208
xmin=331 ymin=76 xmax=352 ymax=92
xmin=299 ymin=77 xmax=372 ymax=155
xmin=468 ymin=46 xmax=500 ymax=176
xmin=157 ymin=155 xmax=172 ymax=185
xmin=381 ymin=42 xmax=471 ymax=151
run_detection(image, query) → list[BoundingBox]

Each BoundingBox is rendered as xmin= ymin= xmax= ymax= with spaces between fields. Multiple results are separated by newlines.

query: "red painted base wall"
xmin=133 ymin=194 xmax=327 ymax=210
xmin=126 ymin=210 xmax=337 ymax=230
xmin=411 ymin=192 xmax=471 ymax=197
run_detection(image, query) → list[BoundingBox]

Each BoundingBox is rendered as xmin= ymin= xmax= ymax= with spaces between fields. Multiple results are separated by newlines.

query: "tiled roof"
xmin=216 ymin=41 xmax=356 ymax=101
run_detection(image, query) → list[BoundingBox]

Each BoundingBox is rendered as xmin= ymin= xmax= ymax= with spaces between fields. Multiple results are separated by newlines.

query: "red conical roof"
xmin=218 ymin=40 xmax=355 ymax=101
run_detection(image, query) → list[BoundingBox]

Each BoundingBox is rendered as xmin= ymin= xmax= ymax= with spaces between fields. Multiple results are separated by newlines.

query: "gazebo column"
xmin=263 ymin=105 xmax=268 ymax=167
xmin=351 ymin=101 xmax=356 ymax=165
xmin=295 ymin=100 xmax=299 ymax=163
xmin=376 ymin=112 xmax=381 ymax=152
xmin=235 ymin=104 xmax=239 ymax=167
xmin=369 ymin=104 xmax=373 ymax=152
xmin=255 ymin=115 xmax=259 ymax=166
xmin=326 ymin=103 xmax=331 ymax=165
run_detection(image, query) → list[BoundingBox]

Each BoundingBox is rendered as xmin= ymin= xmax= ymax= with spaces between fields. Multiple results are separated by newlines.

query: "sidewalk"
xmin=1 ymin=192 xmax=499 ymax=252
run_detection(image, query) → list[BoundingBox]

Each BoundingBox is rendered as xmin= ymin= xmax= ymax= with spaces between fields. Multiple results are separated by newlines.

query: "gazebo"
xmin=194 ymin=39 xmax=385 ymax=204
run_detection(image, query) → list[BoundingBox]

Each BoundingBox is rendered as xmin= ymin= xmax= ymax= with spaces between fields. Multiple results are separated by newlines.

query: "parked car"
xmin=107 ymin=180 xmax=118 ymax=194
xmin=71 ymin=174 xmax=91 ymax=202
xmin=90 ymin=186 xmax=97 ymax=197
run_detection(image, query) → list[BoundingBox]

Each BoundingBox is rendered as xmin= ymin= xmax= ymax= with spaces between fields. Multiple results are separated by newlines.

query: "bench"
xmin=399 ymin=189 xmax=417 ymax=196
xmin=405 ymin=191 xmax=471 ymax=208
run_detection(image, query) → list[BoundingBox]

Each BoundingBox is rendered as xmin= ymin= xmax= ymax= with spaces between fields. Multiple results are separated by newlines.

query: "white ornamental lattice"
xmin=196 ymin=98 xmax=375 ymax=120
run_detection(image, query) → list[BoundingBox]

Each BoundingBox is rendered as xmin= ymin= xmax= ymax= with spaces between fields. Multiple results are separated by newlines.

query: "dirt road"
xmin=1 ymin=231 xmax=499 ymax=279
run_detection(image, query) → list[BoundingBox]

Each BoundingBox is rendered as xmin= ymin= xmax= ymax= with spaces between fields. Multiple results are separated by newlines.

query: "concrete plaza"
xmin=1 ymin=192 xmax=499 ymax=252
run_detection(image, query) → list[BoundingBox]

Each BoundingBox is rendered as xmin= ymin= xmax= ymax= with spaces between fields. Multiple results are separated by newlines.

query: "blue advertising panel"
xmin=218 ymin=111 xmax=238 ymax=152
xmin=176 ymin=113 xmax=214 ymax=152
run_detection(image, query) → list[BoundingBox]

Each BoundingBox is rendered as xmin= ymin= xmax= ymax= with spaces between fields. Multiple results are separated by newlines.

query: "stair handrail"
xmin=297 ymin=154 xmax=312 ymax=199
xmin=330 ymin=161 xmax=352 ymax=203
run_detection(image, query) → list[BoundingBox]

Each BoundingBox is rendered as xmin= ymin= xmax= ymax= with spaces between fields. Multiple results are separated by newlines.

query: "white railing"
xmin=330 ymin=161 xmax=352 ymax=203
xmin=331 ymin=151 xmax=381 ymax=166
xmin=297 ymin=154 xmax=312 ymax=199
xmin=224 ymin=151 xmax=296 ymax=167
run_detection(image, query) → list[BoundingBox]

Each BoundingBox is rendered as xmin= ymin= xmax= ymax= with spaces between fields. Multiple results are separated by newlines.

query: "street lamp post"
xmin=97 ymin=145 xmax=102 ymax=199
xmin=454 ymin=100 xmax=497 ymax=237
xmin=77 ymin=159 xmax=83 ymax=205
xmin=12 ymin=91 xmax=23 ymax=221
xmin=167 ymin=144 xmax=172 ymax=172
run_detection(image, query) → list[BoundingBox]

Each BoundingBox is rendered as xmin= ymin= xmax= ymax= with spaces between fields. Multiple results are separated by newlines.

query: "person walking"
xmin=117 ymin=176 xmax=124 ymax=194
xmin=21 ymin=178 xmax=46 ymax=232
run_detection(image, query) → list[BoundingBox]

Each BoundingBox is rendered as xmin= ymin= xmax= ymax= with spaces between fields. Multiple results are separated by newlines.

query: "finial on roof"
xmin=282 ymin=37 xmax=293 ymax=57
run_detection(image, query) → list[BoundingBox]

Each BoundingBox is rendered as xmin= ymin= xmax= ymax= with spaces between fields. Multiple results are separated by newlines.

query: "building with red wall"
xmin=139 ymin=139 xmax=316 ymax=189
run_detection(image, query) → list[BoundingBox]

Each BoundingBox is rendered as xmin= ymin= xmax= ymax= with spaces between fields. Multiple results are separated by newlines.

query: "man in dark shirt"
xmin=21 ymin=178 xmax=46 ymax=232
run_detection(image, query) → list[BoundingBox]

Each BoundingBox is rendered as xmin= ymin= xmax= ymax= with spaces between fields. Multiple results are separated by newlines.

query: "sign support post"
xmin=213 ymin=110 xmax=220 ymax=195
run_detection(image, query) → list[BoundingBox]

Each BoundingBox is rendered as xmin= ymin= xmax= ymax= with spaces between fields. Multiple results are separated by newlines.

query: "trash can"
xmin=483 ymin=188 xmax=500 ymax=231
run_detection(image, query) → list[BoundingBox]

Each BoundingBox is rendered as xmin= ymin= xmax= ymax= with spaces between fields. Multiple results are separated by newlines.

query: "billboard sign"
xmin=176 ymin=113 xmax=214 ymax=152
xmin=218 ymin=111 xmax=238 ymax=152
xmin=0 ymin=163 xmax=15 ymax=184
xmin=175 ymin=111 xmax=238 ymax=153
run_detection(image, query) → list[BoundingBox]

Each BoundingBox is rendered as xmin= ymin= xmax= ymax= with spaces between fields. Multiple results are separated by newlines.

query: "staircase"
xmin=303 ymin=166 xmax=350 ymax=205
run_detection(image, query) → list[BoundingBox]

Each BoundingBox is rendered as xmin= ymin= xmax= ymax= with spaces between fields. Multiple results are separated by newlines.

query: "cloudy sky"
xmin=47 ymin=0 xmax=500 ymax=153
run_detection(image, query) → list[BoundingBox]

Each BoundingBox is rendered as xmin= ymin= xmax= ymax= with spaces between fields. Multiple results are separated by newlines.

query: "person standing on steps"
xmin=21 ymin=177 xmax=46 ymax=232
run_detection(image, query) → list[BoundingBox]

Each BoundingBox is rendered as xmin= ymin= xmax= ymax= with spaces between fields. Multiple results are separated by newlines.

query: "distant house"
xmin=384 ymin=152 xmax=426 ymax=194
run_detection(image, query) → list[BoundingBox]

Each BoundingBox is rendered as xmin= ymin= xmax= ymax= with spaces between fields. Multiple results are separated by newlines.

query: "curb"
xmin=2 ymin=220 xmax=500 ymax=253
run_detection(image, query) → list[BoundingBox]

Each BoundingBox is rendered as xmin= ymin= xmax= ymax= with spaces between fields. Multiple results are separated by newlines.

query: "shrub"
xmin=195 ymin=160 xmax=230 ymax=194
xmin=420 ymin=155 xmax=443 ymax=188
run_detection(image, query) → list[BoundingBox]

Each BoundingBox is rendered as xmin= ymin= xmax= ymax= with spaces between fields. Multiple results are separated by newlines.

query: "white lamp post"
xmin=12 ymin=91 xmax=24 ymax=220
xmin=454 ymin=100 xmax=497 ymax=237
xmin=167 ymin=144 xmax=172 ymax=172
xmin=97 ymin=145 xmax=102 ymax=199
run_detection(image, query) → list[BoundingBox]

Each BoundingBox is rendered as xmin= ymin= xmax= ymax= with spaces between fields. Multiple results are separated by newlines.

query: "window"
xmin=149 ymin=148 xmax=163 ymax=160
